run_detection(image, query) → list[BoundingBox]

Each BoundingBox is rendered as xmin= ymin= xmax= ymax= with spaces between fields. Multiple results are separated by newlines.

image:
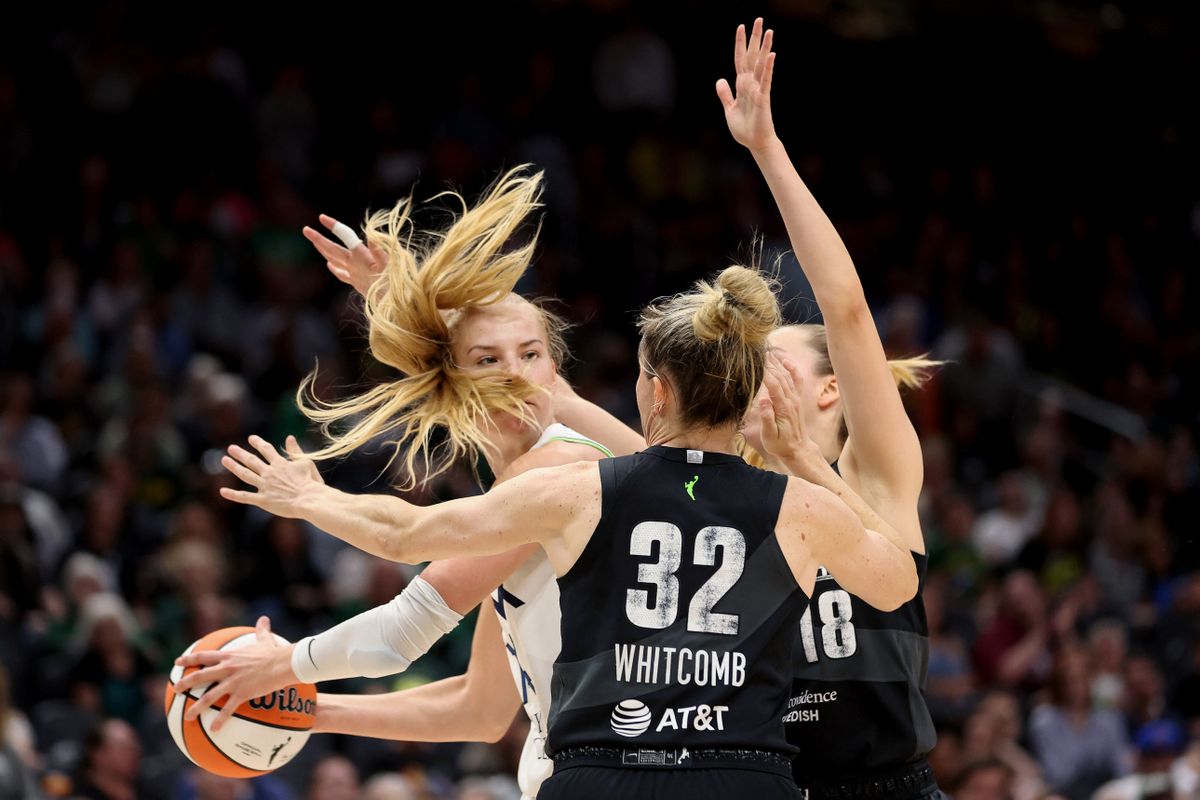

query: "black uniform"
xmin=542 ymin=446 xmax=807 ymax=800
xmin=786 ymin=553 xmax=942 ymax=799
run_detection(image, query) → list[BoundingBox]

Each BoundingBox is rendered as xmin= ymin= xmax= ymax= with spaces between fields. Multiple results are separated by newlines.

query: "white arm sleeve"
xmin=291 ymin=575 xmax=463 ymax=683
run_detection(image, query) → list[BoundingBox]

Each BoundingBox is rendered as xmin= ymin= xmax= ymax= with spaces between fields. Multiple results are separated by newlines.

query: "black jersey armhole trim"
xmin=759 ymin=471 xmax=790 ymax=532
xmin=558 ymin=455 xmax=621 ymax=588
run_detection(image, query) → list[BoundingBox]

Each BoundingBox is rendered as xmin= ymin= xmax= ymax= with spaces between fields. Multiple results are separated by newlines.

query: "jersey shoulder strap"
xmin=535 ymin=422 xmax=615 ymax=458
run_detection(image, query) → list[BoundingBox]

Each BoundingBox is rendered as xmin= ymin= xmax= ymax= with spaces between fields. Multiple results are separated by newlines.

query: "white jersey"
xmin=491 ymin=423 xmax=611 ymax=799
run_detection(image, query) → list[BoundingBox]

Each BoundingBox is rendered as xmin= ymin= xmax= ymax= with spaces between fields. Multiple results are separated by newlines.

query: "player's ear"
xmin=817 ymin=375 xmax=839 ymax=411
xmin=652 ymin=374 xmax=670 ymax=411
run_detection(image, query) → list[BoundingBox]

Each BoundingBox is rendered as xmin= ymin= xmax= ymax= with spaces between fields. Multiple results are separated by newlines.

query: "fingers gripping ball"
xmin=164 ymin=627 xmax=316 ymax=777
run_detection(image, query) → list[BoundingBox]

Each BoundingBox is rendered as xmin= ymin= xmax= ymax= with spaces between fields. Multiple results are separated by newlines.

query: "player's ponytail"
xmin=639 ymin=265 xmax=781 ymax=430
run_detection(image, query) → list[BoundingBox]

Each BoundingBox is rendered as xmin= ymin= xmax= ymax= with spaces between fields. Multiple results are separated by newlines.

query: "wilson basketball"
xmin=163 ymin=626 xmax=316 ymax=777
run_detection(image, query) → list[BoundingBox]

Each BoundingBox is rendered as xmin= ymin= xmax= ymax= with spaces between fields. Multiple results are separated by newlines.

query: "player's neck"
xmin=656 ymin=424 xmax=740 ymax=456
xmin=484 ymin=422 xmax=546 ymax=477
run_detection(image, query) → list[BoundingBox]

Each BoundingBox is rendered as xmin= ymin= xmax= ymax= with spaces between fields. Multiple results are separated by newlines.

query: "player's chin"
xmin=491 ymin=409 xmax=537 ymax=435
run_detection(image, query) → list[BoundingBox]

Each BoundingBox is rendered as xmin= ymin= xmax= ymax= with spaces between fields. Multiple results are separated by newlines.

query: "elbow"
xmin=377 ymin=527 xmax=406 ymax=563
xmin=888 ymin=564 xmax=920 ymax=611
xmin=821 ymin=293 xmax=870 ymax=326
xmin=871 ymin=566 xmax=919 ymax=613
xmin=379 ymin=521 xmax=420 ymax=564
xmin=473 ymin=699 xmax=516 ymax=743
xmin=480 ymin=717 xmax=511 ymax=744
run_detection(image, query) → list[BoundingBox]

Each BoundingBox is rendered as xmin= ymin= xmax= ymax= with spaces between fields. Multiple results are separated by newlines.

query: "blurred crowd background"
xmin=1 ymin=1 xmax=1197 ymax=799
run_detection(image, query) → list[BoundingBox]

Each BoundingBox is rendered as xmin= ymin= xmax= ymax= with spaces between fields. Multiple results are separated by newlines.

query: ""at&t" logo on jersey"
xmin=610 ymin=700 xmax=730 ymax=737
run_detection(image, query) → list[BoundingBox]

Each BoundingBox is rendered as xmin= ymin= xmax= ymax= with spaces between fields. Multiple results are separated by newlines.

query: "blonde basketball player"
xmin=175 ymin=169 xmax=623 ymax=799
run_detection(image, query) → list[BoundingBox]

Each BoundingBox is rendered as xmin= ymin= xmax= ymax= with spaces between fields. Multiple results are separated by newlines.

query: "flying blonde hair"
xmin=298 ymin=166 xmax=568 ymax=488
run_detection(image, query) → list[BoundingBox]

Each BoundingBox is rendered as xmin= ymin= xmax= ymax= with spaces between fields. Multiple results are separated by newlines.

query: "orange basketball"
xmin=164 ymin=626 xmax=316 ymax=777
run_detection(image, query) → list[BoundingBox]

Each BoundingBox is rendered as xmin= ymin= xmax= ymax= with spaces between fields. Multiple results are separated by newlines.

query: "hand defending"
xmin=303 ymin=214 xmax=386 ymax=296
xmin=220 ymin=435 xmax=324 ymax=518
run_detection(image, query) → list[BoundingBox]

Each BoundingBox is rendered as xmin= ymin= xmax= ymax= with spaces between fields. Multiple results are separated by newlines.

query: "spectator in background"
xmin=951 ymin=757 xmax=1016 ymax=800
xmin=360 ymin=773 xmax=417 ymax=800
xmin=1092 ymin=720 xmax=1192 ymax=800
xmin=0 ymin=483 xmax=41 ymax=626
xmin=973 ymin=570 xmax=1053 ymax=689
xmin=962 ymin=691 xmax=1046 ymax=800
xmin=1087 ymin=481 xmax=1146 ymax=616
xmin=1122 ymin=656 xmax=1172 ymax=734
xmin=1087 ymin=620 xmax=1129 ymax=711
xmin=1016 ymin=487 xmax=1087 ymax=594
xmin=240 ymin=516 xmax=326 ymax=642
xmin=306 ymin=756 xmax=359 ymax=800
xmin=924 ymin=574 xmax=976 ymax=722
xmin=69 ymin=594 xmax=155 ymax=724
xmin=1030 ymin=647 xmax=1132 ymax=800
xmin=73 ymin=719 xmax=141 ymax=800
xmin=0 ymin=664 xmax=43 ymax=800
xmin=173 ymin=768 xmax=294 ymax=800
xmin=928 ymin=491 xmax=988 ymax=596
xmin=0 ymin=374 xmax=68 ymax=494
xmin=972 ymin=473 xmax=1041 ymax=566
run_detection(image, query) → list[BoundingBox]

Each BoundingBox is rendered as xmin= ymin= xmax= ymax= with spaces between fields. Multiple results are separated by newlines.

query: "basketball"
xmin=163 ymin=626 xmax=316 ymax=778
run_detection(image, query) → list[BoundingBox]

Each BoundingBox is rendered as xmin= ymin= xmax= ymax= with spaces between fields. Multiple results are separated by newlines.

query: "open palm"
xmin=716 ymin=18 xmax=777 ymax=151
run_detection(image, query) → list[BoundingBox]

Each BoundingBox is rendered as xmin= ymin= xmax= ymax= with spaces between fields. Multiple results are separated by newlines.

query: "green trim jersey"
xmin=495 ymin=423 xmax=612 ymax=799
xmin=548 ymin=446 xmax=807 ymax=757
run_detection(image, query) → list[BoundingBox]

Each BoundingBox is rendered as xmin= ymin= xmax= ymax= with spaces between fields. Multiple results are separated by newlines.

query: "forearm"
xmin=314 ymin=679 xmax=507 ymax=742
xmin=294 ymin=484 xmax=422 ymax=562
xmin=291 ymin=575 xmax=462 ymax=683
xmin=750 ymin=138 xmax=866 ymax=313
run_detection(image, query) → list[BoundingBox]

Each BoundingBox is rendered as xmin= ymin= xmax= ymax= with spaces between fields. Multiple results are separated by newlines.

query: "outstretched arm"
xmin=314 ymin=602 xmax=521 ymax=743
xmin=718 ymin=18 xmax=923 ymax=501
xmin=220 ymin=436 xmax=601 ymax=572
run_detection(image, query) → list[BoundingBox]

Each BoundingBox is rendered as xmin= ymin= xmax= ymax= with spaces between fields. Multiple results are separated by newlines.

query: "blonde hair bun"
xmin=692 ymin=266 xmax=780 ymax=348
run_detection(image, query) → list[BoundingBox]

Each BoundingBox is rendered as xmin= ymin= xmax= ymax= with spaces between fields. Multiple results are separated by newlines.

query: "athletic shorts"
xmin=539 ymin=764 xmax=804 ymax=799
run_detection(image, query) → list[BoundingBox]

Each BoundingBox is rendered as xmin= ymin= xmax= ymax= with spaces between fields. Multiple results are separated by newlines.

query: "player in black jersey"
xmin=725 ymin=17 xmax=946 ymax=800
xmin=218 ymin=262 xmax=920 ymax=799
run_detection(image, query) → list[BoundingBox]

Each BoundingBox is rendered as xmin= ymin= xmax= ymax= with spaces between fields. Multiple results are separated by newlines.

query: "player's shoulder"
xmin=499 ymin=442 xmax=604 ymax=485
xmin=779 ymin=476 xmax=854 ymax=529
xmin=506 ymin=438 xmax=604 ymax=474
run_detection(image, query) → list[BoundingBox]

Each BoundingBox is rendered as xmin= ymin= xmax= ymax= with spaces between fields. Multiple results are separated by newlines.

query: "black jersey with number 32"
xmin=548 ymin=446 xmax=806 ymax=755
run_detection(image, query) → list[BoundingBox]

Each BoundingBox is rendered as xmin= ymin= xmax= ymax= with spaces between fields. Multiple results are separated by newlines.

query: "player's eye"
xmin=522 ymin=350 xmax=540 ymax=361
xmin=477 ymin=356 xmax=498 ymax=366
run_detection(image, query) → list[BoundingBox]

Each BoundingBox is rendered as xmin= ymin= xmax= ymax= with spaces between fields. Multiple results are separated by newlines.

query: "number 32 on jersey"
xmin=799 ymin=568 xmax=857 ymax=662
xmin=624 ymin=521 xmax=747 ymax=635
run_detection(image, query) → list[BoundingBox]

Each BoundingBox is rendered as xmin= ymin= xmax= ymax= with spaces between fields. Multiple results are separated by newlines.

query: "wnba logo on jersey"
xmin=610 ymin=700 xmax=653 ymax=737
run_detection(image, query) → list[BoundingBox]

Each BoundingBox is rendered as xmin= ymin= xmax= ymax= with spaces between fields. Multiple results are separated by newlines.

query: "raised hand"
xmin=302 ymin=214 xmax=386 ymax=296
xmin=220 ymin=435 xmax=324 ymax=518
xmin=715 ymin=17 xmax=778 ymax=152
xmin=174 ymin=616 xmax=296 ymax=732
